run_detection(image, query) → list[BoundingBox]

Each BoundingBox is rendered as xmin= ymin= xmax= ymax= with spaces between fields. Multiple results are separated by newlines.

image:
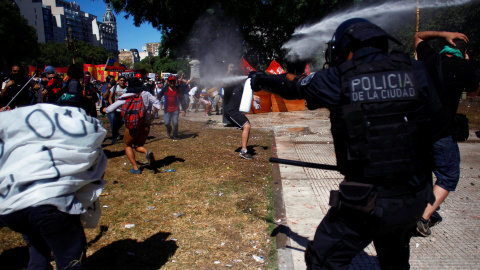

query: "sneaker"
xmin=130 ymin=168 xmax=141 ymax=174
xmin=429 ymin=211 xmax=443 ymax=227
xmin=172 ymin=137 xmax=179 ymax=141
xmin=111 ymin=138 xmax=117 ymax=145
xmin=146 ymin=151 xmax=154 ymax=166
xmin=205 ymin=113 xmax=211 ymax=116
xmin=239 ymin=149 xmax=253 ymax=160
xmin=416 ymin=217 xmax=431 ymax=237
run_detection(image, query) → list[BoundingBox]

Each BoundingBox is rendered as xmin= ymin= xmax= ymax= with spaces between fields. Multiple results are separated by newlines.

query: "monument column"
xmin=189 ymin=59 xmax=201 ymax=79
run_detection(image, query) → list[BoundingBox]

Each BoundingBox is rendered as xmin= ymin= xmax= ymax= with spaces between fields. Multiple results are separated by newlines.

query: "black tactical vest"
xmin=331 ymin=52 xmax=433 ymax=183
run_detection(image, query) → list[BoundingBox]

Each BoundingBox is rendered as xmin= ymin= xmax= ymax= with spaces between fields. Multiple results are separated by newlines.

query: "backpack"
xmin=452 ymin=113 xmax=469 ymax=142
xmin=121 ymin=94 xmax=145 ymax=129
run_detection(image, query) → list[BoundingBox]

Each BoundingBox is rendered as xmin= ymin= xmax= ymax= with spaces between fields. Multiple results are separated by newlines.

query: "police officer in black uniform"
xmin=249 ymin=18 xmax=441 ymax=269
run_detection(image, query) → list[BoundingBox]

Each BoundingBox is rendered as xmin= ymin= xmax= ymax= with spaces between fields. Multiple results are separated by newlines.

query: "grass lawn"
xmin=0 ymin=115 xmax=277 ymax=270
xmin=1 ymin=96 xmax=477 ymax=269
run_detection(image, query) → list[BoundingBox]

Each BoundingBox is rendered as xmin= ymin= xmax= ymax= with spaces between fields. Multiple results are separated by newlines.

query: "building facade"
xmin=92 ymin=4 xmax=118 ymax=53
xmin=139 ymin=51 xmax=152 ymax=62
xmin=144 ymin=42 xmax=161 ymax=56
xmin=118 ymin=49 xmax=142 ymax=69
xmin=15 ymin=0 xmax=118 ymax=54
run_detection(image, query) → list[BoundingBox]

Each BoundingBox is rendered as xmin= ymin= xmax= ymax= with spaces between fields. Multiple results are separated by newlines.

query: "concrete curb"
xmin=270 ymin=130 xmax=295 ymax=270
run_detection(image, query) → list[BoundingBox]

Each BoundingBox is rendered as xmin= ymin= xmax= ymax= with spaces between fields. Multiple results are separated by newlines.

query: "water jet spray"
xmin=282 ymin=0 xmax=476 ymax=61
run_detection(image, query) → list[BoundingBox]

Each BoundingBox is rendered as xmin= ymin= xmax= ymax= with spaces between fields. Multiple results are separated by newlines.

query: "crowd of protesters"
xmin=0 ymin=63 xmax=247 ymax=168
xmin=1 ymin=61 xmax=263 ymax=167
xmin=1 ymin=63 xmax=259 ymax=162
xmin=1 ymin=64 xmax=102 ymax=113
xmin=1 ymin=63 xmax=228 ymax=119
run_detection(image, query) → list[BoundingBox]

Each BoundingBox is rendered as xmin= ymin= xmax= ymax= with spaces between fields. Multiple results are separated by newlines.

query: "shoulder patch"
xmin=300 ymin=72 xmax=316 ymax=86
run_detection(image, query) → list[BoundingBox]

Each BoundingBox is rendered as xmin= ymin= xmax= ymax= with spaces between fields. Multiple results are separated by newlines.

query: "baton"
xmin=1 ymin=74 xmax=37 ymax=112
xmin=269 ymin=157 xmax=339 ymax=171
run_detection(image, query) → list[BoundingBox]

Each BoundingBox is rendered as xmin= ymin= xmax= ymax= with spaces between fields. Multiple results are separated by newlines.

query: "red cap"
xmin=167 ymin=75 xmax=176 ymax=82
xmin=135 ymin=73 xmax=142 ymax=78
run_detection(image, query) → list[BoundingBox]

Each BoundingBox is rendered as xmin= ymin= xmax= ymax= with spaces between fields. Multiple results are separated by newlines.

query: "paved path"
xmin=184 ymin=109 xmax=480 ymax=270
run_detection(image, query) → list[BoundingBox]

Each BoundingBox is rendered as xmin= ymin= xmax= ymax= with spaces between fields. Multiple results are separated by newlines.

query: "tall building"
xmin=13 ymin=0 xmax=54 ymax=43
xmin=15 ymin=0 xmax=118 ymax=54
xmin=92 ymin=3 xmax=118 ymax=53
xmin=144 ymin=42 xmax=161 ymax=56
xmin=139 ymin=51 xmax=152 ymax=61
xmin=119 ymin=49 xmax=140 ymax=68
xmin=40 ymin=0 xmax=96 ymax=44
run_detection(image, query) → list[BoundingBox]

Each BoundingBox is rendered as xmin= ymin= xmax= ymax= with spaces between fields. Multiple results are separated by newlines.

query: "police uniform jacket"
xmin=258 ymin=47 xmax=442 ymax=189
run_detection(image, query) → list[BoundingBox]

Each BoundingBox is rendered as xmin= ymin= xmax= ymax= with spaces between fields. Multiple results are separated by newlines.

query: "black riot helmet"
xmin=325 ymin=18 xmax=401 ymax=67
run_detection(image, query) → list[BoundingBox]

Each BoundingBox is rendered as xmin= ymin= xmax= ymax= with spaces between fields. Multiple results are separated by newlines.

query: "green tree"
xmin=37 ymin=40 xmax=114 ymax=67
xmin=106 ymin=0 xmax=352 ymax=70
xmin=134 ymin=55 xmax=157 ymax=72
xmin=76 ymin=40 xmax=115 ymax=65
xmin=153 ymin=58 xmax=189 ymax=77
xmin=0 ymin=0 xmax=40 ymax=72
xmin=106 ymin=0 xmax=479 ymax=70
xmin=37 ymin=42 xmax=71 ymax=67
xmin=389 ymin=1 xmax=480 ymax=61
xmin=123 ymin=59 xmax=134 ymax=70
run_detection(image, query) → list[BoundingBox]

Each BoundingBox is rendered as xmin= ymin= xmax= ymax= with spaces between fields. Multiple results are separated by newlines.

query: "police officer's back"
xmin=249 ymin=18 xmax=440 ymax=269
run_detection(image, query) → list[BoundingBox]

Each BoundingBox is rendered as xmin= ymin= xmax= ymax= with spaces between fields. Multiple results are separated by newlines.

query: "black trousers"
xmin=0 ymin=205 xmax=88 ymax=270
xmin=306 ymin=187 xmax=429 ymax=270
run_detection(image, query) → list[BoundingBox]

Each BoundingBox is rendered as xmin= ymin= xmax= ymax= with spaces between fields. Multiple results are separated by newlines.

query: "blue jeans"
xmin=164 ymin=110 xmax=179 ymax=138
xmin=107 ymin=111 xmax=124 ymax=138
xmin=433 ymin=135 xmax=460 ymax=191
xmin=209 ymin=96 xmax=215 ymax=110
xmin=0 ymin=205 xmax=87 ymax=270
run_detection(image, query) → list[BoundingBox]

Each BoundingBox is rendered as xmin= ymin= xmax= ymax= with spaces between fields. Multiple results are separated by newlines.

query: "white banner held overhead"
xmin=0 ymin=104 xmax=108 ymax=227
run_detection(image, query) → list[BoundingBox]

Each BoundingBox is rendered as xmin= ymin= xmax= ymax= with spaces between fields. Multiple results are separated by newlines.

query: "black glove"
xmin=248 ymin=71 xmax=267 ymax=92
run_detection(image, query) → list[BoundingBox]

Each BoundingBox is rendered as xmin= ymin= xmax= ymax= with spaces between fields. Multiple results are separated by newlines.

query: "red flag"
xmin=238 ymin=57 xmax=256 ymax=75
xmin=54 ymin=67 xmax=69 ymax=75
xmin=266 ymin=59 xmax=285 ymax=75
xmin=304 ymin=63 xmax=311 ymax=75
xmin=28 ymin=65 xmax=37 ymax=76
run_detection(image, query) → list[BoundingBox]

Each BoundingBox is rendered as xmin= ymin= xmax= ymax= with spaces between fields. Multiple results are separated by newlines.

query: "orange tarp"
xmin=266 ymin=60 xmax=305 ymax=112
xmin=250 ymin=90 xmax=272 ymax=114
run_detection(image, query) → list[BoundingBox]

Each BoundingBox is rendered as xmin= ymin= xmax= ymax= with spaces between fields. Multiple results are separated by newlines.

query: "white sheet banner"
xmin=0 ymin=104 xmax=107 ymax=227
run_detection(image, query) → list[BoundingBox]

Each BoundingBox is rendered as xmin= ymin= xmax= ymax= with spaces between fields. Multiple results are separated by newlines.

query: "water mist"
xmin=282 ymin=0 xmax=476 ymax=62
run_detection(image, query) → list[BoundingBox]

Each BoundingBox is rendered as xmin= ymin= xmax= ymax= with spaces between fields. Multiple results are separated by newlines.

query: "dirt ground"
xmin=458 ymin=97 xmax=480 ymax=132
xmin=0 ymin=116 xmax=276 ymax=270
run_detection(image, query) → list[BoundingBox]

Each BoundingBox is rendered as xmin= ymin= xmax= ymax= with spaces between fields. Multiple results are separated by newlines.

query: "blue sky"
xmin=74 ymin=0 xmax=162 ymax=51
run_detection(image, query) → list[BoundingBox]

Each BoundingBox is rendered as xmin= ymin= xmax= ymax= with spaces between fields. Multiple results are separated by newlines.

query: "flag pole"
xmin=105 ymin=58 xmax=110 ymax=70
xmin=1 ymin=74 xmax=37 ymax=112
xmin=415 ymin=0 xmax=420 ymax=33
xmin=414 ymin=0 xmax=420 ymax=60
